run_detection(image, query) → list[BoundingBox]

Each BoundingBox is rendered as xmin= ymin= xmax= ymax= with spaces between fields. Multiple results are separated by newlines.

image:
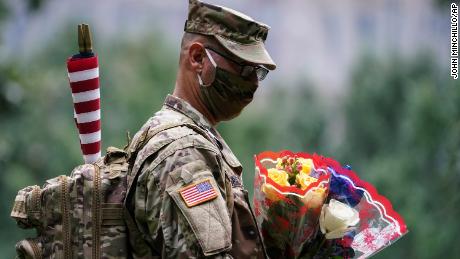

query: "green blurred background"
xmin=0 ymin=0 xmax=459 ymax=258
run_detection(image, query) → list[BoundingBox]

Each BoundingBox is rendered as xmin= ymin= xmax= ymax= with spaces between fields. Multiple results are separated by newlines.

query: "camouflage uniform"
xmin=124 ymin=0 xmax=276 ymax=258
xmin=124 ymin=95 xmax=266 ymax=258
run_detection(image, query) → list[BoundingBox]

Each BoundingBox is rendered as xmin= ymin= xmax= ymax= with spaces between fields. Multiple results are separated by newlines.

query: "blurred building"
xmin=1 ymin=0 xmax=448 ymax=98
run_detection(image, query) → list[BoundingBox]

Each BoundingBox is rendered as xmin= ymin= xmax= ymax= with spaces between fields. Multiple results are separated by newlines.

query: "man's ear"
xmin=188 ymin=42 xmax=205 ymax=73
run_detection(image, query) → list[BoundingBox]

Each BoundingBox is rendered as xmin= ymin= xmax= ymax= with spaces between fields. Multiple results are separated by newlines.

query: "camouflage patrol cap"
xmin=184 ymin=0 xmax=277 ymax=70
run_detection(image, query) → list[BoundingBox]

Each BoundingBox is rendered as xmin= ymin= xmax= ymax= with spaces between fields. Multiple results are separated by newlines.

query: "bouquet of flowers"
xmin=254 ymin=151 xmax=408 ymax=259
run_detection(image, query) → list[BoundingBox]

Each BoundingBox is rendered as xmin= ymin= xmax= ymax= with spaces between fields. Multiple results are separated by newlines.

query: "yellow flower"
xmin=297 ymin=158 xmax=314 ymax=174
xmin=262 ymin=183 xmax=281 ymax=202
xmin=267 ymin=168 xmax=290 ymax=187
xmin=276 ymin=158 xmax=284 ymax=170
xmin=313 ymin=187 xmax=326 ymax=196
xmin=296 ymin=172 xmax=318 ymax=190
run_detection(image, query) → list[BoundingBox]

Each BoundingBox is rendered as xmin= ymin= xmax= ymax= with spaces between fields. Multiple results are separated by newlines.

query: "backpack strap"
xmin=126 ymin=121 xmax=217 ymax=187
xmin=126 ymin=122 xmax=187 ymax=163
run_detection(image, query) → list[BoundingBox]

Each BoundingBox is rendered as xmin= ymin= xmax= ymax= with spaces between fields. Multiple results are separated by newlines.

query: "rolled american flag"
xmin=67 ymin=24 xmax=101 ymax=164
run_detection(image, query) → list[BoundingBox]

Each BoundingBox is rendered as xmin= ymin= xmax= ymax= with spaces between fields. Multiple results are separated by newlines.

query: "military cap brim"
xmin=214 ymin=35 xmax=276 ymax=70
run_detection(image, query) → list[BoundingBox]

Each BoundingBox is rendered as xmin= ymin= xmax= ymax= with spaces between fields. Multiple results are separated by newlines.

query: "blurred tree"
xmin=26 ymin=0 xmax=47 ymax=12
xmin=435 ymin=0 xmax=459 ymax=8
xmin=1 ymin=8 xmax=457 ymax=259
xmin=0 ymin=1 xmax=7 ymax=21
xmin=0 ymin=23 xmax=177 ymax=257
xmin=341 ymin=53 xmax=460 ymax=259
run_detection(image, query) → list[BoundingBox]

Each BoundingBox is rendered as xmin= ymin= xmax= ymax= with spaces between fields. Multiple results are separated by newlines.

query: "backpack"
xmin=9 ymin=122 xmax=214 ymax=259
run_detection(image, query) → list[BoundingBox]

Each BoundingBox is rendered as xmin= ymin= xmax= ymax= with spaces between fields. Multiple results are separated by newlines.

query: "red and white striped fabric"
xmin=67 ymin=56 xmax=101 ymax=164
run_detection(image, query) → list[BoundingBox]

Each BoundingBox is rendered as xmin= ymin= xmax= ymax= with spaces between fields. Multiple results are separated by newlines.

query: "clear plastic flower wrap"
xmin=253 ymin=151 xmax=408 ymax=259
xmin=253 ymin=151 xmax=332 ymax=258
xmin=319 ymin=156 xmax=408 ymax=258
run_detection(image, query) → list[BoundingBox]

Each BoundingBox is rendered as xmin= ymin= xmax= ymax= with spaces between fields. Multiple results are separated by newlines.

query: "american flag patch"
xmin=179 ymin=179 xmax=218 ymax=208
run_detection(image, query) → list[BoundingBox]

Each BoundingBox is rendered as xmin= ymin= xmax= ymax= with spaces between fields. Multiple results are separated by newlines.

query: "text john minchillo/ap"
xmin=451 ymin=3 xmax=458 ymax=79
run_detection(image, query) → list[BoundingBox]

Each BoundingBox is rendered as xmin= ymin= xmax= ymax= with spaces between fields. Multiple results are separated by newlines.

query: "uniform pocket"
xmin=11 ymin=185 xmax=42 ymax=229
xmin=166 ymin=165 xmax=232 ymax=256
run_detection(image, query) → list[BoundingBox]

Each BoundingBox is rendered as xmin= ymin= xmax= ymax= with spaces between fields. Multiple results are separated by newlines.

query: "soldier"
xmin=124 ymin=0 xmax=276 ymax=258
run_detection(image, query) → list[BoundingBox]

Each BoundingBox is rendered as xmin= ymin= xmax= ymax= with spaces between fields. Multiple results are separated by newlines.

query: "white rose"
xmin=319 ymin=199 xmax=360 ymax=239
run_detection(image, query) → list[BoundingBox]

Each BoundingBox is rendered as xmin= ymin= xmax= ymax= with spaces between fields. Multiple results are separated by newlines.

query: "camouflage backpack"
xmin=9 ymin=122 xmax=213 ymax=259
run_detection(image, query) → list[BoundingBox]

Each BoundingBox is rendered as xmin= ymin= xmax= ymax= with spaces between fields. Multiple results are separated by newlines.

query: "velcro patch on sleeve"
xmin=179 ymin=179 xmax=218 ymax=208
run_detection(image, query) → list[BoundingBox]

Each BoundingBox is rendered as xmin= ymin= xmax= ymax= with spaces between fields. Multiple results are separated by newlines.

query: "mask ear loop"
xmin=197 ymin=49 xmax=217 ymax=87
xmin=205 ymin=49 xmax=217 ymax=67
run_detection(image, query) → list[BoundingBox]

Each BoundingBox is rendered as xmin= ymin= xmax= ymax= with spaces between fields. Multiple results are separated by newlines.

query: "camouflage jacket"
xmin=124 ymin=95 xmax=266 ymax=259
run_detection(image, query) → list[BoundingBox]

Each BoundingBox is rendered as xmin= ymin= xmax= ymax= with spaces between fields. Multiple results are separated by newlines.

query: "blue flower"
xmin=328 ymin=167 xmax=364 ymax=207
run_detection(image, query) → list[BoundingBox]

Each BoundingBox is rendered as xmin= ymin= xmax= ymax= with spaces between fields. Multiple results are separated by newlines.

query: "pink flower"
xmin=296 ymin=164 xmax=303 ymax=172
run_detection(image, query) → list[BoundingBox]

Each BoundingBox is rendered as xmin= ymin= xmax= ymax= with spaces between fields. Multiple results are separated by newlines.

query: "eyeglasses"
xmin=205 ymin=47 xmax=269 ymax=81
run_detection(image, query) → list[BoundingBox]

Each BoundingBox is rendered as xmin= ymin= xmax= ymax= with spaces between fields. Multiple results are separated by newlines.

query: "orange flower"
xmin=301 ymin=186 xmax=327 ymax=209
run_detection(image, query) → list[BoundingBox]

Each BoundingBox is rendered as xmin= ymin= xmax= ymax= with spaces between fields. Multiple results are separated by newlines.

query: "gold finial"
xmin=77 ymin=23 xmax=93 ymax=54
